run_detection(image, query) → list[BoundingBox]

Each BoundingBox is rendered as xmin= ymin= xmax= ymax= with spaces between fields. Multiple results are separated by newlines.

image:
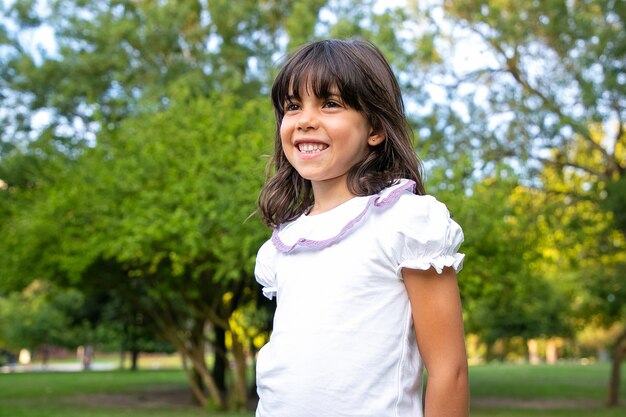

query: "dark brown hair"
xmin=258 ymin=39 xmax=424 ymax=228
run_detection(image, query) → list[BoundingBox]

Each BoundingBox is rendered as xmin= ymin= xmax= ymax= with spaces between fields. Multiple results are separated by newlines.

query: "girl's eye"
xmin=324 ymin=100 xmax=341 ymax=108
xmin=284 ymin=102 xmax=300 ymax=112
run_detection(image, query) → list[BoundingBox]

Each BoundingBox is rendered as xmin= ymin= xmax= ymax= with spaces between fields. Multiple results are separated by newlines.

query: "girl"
xmin=255 ymin=39 xmax=469 ymax=417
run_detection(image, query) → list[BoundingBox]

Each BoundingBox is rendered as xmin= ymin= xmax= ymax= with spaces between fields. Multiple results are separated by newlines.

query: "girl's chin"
xmin=295 ymin=174 xmax=348 ymax=186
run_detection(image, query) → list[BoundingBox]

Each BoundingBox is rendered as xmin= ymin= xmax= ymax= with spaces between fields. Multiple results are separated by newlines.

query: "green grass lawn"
xmin=468 ymin=362 xmax=626 ymax=417
xmin=0 ymin=362 xmax=624 ymax=417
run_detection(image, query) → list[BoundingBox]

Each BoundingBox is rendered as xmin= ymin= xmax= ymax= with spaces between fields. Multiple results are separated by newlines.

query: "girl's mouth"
xmin=298 ymin=143 xmax=328 ymax=153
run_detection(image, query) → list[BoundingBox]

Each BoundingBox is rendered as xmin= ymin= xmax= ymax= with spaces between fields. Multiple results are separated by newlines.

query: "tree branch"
xmin=536 ymin=157 xmax=604 ymax=179
xmin=470 ymin=27 xmax=621 ymax=176
xmin=610 ymin=99 xmax=625 ymax=177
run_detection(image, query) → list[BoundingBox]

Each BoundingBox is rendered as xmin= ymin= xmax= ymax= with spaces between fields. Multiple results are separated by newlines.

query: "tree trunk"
xmin=608 ymin=325 xmax=626 ymax=406
xmin=158 ymin=318 xmax=224 ymax=409
xmin=189 ymin=347 xmax=225 ymax=409
xmin=188 ymin=320 xmax=225 ymax=409
xmin=183 ymin=362 xmax=206 ymax=407
xmin=119 ymin=349 xmax=126 ymax=370
xmin=41 ymin=344 xmax=50 ymax=366
xmin=230 ymin=332 xmax=249 ymax=410
xmin=248 ymin=345 xmax=259 ymax=410
xmin=212 ymin=325 xmax=227 ymax=398
xmin=119 ymin=324 xmax=127 ymax=370
xmin=176 ymin=331 xmax=216 ymax=409
xmin=182 ymin=354 xmax=209 ymax=408
xmin=130 ymin=350 xmax=140 ymax=371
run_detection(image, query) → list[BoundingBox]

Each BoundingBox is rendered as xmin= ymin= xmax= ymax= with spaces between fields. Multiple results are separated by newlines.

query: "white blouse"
xmin=254 ymin=179 xmax=464 ymax=417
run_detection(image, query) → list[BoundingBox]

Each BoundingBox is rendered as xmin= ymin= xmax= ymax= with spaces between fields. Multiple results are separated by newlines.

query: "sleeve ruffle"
xmin=392 ymin=194 xmax=465 ymax=277
xmin=254 ymin=240 xmax=278 ymax=299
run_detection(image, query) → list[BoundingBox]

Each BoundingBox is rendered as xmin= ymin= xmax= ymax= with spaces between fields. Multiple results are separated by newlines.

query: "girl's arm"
xmin=403 ymin=266 xmax=469 ymax=417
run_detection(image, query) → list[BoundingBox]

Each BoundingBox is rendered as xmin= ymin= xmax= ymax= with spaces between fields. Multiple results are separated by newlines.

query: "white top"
xmin=254 ymin=179 xmax=464 ymax=417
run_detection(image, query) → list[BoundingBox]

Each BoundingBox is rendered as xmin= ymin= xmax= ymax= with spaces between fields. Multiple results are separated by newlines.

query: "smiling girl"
xmin=255 ymin=39 xmax=469 ymax=417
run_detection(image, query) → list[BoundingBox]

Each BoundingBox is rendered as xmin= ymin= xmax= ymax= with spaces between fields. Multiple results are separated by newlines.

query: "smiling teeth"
xmin=299 ymin=143 xmax=327 ymax=153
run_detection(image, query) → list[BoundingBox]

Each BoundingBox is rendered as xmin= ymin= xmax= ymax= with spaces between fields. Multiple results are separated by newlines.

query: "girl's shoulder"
xmin=379 ymin=189 xmax=460 ymax=240
xmin=386 ymin=191 xmax=451 ymax=221
xmin=374 ymin=179 xmax=451 ymax=222
xmin=378 ymin=181 xmax=465 ymax=274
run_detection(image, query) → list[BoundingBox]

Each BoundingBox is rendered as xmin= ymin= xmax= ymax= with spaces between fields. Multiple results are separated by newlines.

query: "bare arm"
xmin=402 ymin=266 xmax=469 ymax=417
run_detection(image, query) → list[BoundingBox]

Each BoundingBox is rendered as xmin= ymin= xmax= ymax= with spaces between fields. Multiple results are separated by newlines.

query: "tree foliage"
xmin=410 ymin=0 xmax=625 ymax=403
xmin=430 ymin=170 xmax=573 ymax=348
xmin=413 ymin=0 xmax=625 ymax=179
xmin=0 ymin=88 xmax=273 ymax=408
xmin=0 ymin=281 xmax=86 ymax=357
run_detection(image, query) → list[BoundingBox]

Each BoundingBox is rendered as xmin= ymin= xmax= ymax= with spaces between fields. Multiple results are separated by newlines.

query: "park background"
xmin=0 ymin=0 xmax=624 ymax=415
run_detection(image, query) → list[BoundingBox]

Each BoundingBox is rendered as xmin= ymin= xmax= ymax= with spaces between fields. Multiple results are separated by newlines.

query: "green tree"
xmin=0 ymin=0 xmax=295 ymax=148
xmin=0 ymin=280 xmax=88 ymax=363
xmin=430 ymin=170 xmax=573 ymax=359
xmin=409 ymin=0 xmax=624 ymax=183
xmin=0 ymin=90 xmax=273 ymax=409
xmin=0 ymin=0 xmax=424 ymax=153
xmin=531 ymin=131 xmax=626 ymax=405
xmin=410 ymin=0 xmax=625 ymax=404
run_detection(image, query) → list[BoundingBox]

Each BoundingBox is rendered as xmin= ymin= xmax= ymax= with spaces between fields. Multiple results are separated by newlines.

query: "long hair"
xmin=258 ymin=39 xmax=424 ymax=228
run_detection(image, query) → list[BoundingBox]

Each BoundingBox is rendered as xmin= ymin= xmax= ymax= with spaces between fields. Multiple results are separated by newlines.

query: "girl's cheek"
xmin=280 ymin=123 xmax=293 ymax=141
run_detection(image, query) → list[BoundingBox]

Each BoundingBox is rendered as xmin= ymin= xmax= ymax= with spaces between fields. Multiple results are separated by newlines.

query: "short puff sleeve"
xmin=391 ymin=194 xmax=465 ymax=277
xmin=254 ymin=240 xmax=278 ymax=300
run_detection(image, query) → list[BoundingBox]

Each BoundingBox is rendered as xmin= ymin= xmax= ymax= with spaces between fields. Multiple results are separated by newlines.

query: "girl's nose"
xmin=296 ymin=107 xmax=319 ymax=130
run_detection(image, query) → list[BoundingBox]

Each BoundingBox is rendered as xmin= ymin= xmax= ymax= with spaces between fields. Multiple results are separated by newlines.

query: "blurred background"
xmin=0 ymin=0 xmax=624 ymax=415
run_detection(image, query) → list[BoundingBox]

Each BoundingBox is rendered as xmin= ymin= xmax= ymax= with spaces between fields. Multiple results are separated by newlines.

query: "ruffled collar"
xmin=272 ymin=179 xmax=416 ymax=253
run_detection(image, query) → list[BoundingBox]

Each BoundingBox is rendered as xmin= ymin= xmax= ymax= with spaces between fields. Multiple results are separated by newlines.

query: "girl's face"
xmin=280 ymin=85 xmax=383 ymax=191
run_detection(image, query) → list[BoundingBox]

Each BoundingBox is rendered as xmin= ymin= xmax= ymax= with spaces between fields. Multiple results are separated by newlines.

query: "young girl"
xmin=255 ymin=39 xmax=469 ymax=417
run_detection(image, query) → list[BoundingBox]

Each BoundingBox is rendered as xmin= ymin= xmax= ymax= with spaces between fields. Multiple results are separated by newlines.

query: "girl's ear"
xmin=368 ymin=130 xmax=385 ymax=146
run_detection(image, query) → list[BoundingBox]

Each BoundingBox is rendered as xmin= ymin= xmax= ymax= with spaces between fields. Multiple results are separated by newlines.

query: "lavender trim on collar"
xmin=271 ymin=180 xmax=416 ymax=253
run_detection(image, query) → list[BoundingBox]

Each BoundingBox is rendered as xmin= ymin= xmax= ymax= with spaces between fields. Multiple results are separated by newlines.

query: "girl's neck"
xmin=308 ymin=178 xmax=355 ymax=216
